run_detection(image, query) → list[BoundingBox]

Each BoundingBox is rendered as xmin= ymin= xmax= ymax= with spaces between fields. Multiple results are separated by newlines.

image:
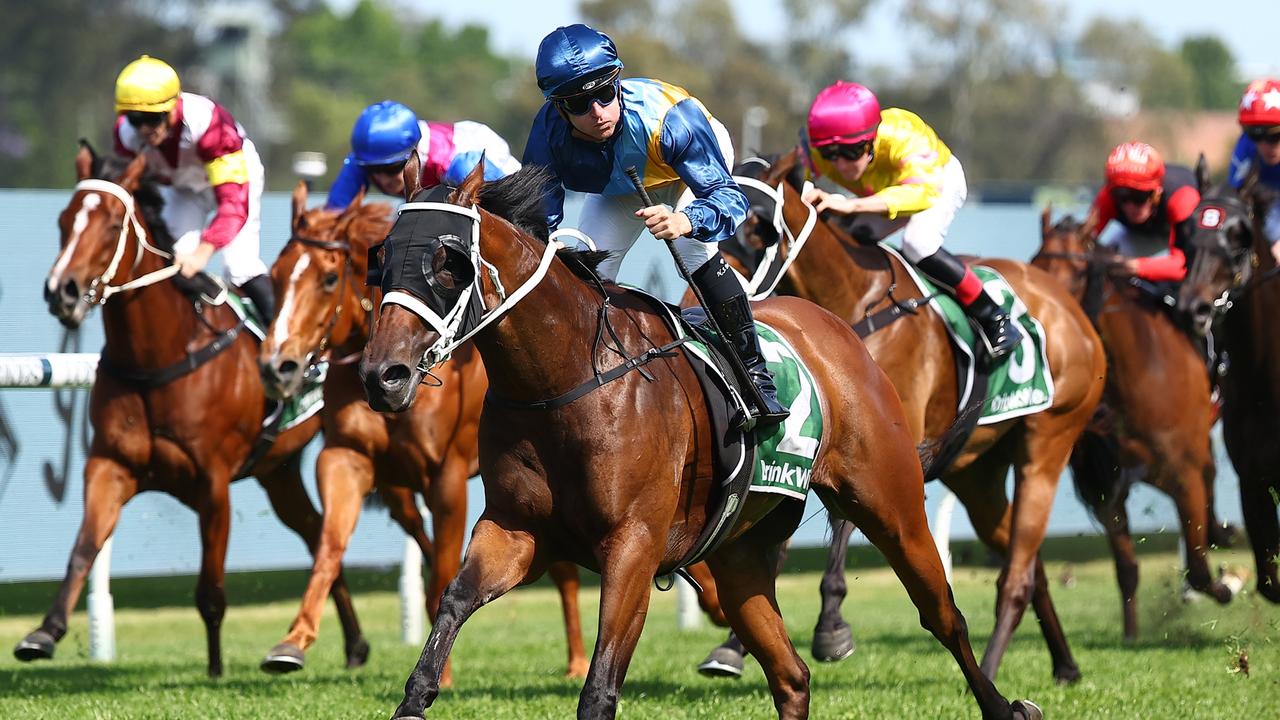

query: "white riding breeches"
xmin=164 ymin=139 xmax=267 ymax=286
xmin=901 ymin=156 xmax=968 ymax=263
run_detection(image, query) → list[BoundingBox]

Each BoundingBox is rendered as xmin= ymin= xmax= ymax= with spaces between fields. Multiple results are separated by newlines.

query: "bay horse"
xmin=19 ymin=144 xmax=367 ymax=677
xmin=699 ymin=150 xmax=1105 ymax=683
xmin=1177 ymin=179 xmax=1280 ymax=603
xmin=358 ymin=159 xmax=1043 ymax=719
xmin=256 ymin=183 xmax=588 ymax=681
xmin=1032 ymin=210 xmax=1238 ymax=639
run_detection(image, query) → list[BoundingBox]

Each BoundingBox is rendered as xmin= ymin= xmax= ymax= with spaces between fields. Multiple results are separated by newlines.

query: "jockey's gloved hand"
xmin=175 ymin=241 xmax=216 ymax=278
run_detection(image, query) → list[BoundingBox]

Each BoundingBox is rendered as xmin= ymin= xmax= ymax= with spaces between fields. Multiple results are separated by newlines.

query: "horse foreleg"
xmin=14 ymin=456 xmax=137 ymax=662
xmin=1094 ymin=493 xmax=1140 ymax=643
xmin=578 ymin=535 xmax=663 ymax=720
xmin=548 ymin=561 xmax=589 ymax=678
xmin=423 ymin=456 xmax=470 ymax=688
xmin=1239 ymin=475 xmax=1280 ymax=603
xmin=263 ymin=447 xmax=373 ymax=673
xmin=196 ymin=473 xmax=232 ymax=678
xmin=392 ymin=518 xmax=540 ymax=720
xmin=1165 ymin=464 xmax=1234 ymax=603
xmin=708 ymin=536 xmax=809 ymax=719
xmin=813 ymin=513 xmax=856 ymax=662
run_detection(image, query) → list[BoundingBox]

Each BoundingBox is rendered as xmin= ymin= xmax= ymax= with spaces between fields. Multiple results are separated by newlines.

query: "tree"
xmin=1180 ymin=36 xmax=1240 ymax=111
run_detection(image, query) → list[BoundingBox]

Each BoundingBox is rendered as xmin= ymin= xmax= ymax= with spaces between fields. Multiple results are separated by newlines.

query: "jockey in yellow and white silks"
xmin=802 ymin=81 xmax=1021 ymax=361
xmin=112 ymin=55 xmax=274 ymax=320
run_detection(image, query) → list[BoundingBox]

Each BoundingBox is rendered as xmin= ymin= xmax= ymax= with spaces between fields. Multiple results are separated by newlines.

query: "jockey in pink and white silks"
xmin=111 ymin=55 xmax=274 ymax=320
xmin=325 ymin=101 xmax=521 ymax=210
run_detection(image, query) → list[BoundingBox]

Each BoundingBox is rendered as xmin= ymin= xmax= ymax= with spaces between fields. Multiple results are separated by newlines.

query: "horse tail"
xmin=1067 ymin=421 xmax=1123 ymax=510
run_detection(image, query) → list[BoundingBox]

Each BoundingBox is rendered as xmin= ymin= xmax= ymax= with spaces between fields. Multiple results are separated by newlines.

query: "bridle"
xmin=286 ymin=233 xmax=372 ymax=365
xmin=66 ymin=178 xmax=178 ymax=304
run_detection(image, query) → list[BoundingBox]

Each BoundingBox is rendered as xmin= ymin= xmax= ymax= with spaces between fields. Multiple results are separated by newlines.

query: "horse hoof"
xmin=261 ymin=643 xmax=305 ymax=674
xmin=13 ymin=630 xmax=56 ymax=662
xmin=697 ymin=646 xmax=745 ymax=678
xmin=345 ymin=637 xmax=371 ymax=669
xmin=1053 ymin=665 xmax=1082 ymax=685
xmin=812 ymin=624 xmax=855 ymax=662
xmin=1012 ymin=699 xmax=1044 ymax=720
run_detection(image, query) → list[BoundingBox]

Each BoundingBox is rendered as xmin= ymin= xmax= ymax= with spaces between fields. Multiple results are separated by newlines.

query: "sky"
xmin=347 ymin=0 xmax=1275 ymax=78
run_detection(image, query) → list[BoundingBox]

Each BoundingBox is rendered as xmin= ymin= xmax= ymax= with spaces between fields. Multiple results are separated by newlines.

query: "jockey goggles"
xmin=367 ymin=158 xmax=409 ymax=176
xmin=817 ymin=140 xmax=872 ymax=163
xmin=1112 ymin=187 xmax=1155 ymax=206
xmin=552 ymin=68 xmax=621 ymax=116
xmin=1244 ymin=125 xmax=1280 ymax=143
xmin=125 ymin=110 xmax=168 ymax=128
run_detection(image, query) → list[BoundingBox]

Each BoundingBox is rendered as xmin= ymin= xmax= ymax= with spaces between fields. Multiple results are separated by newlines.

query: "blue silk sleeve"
xmin=658 ymin=99 xmax=748 ymax=242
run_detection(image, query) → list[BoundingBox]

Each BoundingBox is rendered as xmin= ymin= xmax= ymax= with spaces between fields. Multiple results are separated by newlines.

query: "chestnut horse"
xmin=256 ymin=184 xmax=587 ymax=681
xmin=1177 ymin=180 xmax=1280 ymax=603
xmin=19 ymin=145 xmax=366 ymax=677
xmin=359 ymin=159 xmax=1043 ymax=719
xmin=1032 ymin=210 xmax=1238 ymax=639
xmin=700 ymin=151 xmax=1105 ymax=683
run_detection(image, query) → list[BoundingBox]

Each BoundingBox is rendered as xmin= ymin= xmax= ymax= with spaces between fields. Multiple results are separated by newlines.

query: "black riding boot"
xmin=692 ymin=254 xmax=789 ymax=425
xmin=915 ymin=247 xmax=1022 ymax=363
xmin=239 ymin=274 xmax=276 ymax=325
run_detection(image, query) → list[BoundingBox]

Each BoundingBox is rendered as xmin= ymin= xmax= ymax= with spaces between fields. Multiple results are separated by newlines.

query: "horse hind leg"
xmin=14 ymin=456 xmax=137 ymax=662
xmin=1239 ymin=475 xmax=1280 ymax=603
xmin=812 ymin=513 xmax=856 ymax=662
xmin=548 ymin=561 xmax=589 ymax=679
xmin=706 ymin=535 xmax=809 ymax=719
xmin=392 ymin=519 xmax=542 ymax=720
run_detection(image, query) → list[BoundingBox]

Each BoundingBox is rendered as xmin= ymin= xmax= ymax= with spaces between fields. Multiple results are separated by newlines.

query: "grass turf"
xmin=0 ymin=546 xmax=1275 ymax=718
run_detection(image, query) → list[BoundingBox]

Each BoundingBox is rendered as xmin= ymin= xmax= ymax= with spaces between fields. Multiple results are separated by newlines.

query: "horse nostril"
xmin=277 ymin=359 xmax=299 ymax=378
xmin=380 ymin=363 xmax=410 ymax=388
xmin=60 ymin=279 xmax=79 ymax=303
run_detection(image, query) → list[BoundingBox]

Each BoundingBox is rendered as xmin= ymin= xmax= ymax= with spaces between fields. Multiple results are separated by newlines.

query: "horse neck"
xmin=778 ymin=184 xmax=893 ymax=318
xmin=471 ymin=224 xmax=616 ymax=403
xmin=100 ymin=230 xmax=198 ymax=369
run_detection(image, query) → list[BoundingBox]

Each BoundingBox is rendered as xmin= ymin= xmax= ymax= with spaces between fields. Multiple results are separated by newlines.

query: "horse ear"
xmin=344 ymin=186 xmax=365 ymax=215
xmin=116 ymin=152 xmax=147 ymax=192
xmin=74 ymin=140 xmax=95 ymax=181
xmin=291 ymin=180 xmax=308 ymax=228
xmin=1195 ymin=153 xmax=1210 ymax=194
xmin=1040 ymin=204 xmax=1052 ymax=238
xmin=452 ymin=153 xmax=487 ymax=207
xmin=402 ymin=152 xmax=422 ymax=201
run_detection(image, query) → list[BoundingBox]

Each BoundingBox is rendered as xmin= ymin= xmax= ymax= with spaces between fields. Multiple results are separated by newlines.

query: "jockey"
xmin=523 ymin=23 xmax=787 ymax=424
xmin=1230 ymin=78 xmax=1280 ymax=265
xmin=1086 ymin=141 xmax=1201 ymax=283
xmin=325 ymin=100 xmax=521 ymax=210
xmin=801 ymin=82 xmax=1022 ymax=362
xmin=112 ymin=55 xmax=275 ymax=322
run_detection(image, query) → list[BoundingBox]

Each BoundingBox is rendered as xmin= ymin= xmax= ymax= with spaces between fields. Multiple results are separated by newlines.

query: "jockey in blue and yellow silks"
xmin=522 ymin=23 xmax=787 ymax=424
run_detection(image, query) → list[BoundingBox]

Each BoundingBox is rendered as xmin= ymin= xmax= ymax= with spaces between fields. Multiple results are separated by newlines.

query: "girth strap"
xmin=851 ymin=295 xmax=931 ymax=338
xmin=99 ymin=320 xmax=243 ymax=389
xmin=485 ymin=339 xmax=687 ymax=411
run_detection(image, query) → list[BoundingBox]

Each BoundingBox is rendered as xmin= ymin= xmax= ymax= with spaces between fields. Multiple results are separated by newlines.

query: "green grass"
xmin=1 ymin=547 xmax=1276 ymax=719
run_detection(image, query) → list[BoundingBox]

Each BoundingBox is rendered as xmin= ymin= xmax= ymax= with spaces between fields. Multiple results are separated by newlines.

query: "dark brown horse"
xmin=699 ymin=150 xmax=1106 ymax=683
xmin=256 ymin=184 xmax=588 ymax=681
xmin=359 ymin=159 xmax=1042 ymax=719
xmin=18 ymin=145 xmax=366 ymax=677
xmin=1177 ymin=180 xmax=1280 ymax=603
xmin=1032 ymin=210 xmax=1239 ymax=638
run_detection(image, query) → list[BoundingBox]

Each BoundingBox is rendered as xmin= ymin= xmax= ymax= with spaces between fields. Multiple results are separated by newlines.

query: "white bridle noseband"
xmin=56 ymin=179 xmax=178 ymax=304
xmin=379 ymin=201 xmax=577 ymax=370
xmin=732 ymin=174 xmax=818 ymax=300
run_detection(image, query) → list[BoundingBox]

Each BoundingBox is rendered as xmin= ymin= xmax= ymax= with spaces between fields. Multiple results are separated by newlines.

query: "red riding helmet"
xmin=807 ymin=81 xmax=882 ymax=147
xmin=1239 ymin=78 xmax=1280 ymax=127
xmin=1105 ymin=142 xmax=1165 ymax=192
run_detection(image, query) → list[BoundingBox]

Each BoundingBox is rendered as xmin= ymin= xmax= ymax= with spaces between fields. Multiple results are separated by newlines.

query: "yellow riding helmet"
xmin=115 ymin=55 xmax=180 ymax=114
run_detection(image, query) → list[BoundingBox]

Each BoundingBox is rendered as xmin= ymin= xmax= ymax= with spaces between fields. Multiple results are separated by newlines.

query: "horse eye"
xmin=323 ymin=271 xmax=340 ymax=290
xmin=432 ymin=247 xmax=458 ymax=289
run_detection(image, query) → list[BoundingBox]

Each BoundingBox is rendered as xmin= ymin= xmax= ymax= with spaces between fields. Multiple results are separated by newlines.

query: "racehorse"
xmin=19 ymin=143 xmax=366 ymax=677
xmin=698 ymin=150 xmax=1106 ymax=683
xmin=256 ymin=184 xmax=588 ymax=681
xmin=1032 ymin=210 xmax=1239 ymax=639
xmin=1177 ymin=178 xmax=1280 ymax=603
xmin=359 ymin=157 xmax=1043 ymax=719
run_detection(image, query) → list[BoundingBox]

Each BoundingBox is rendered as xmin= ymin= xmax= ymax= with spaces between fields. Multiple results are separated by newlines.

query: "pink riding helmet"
xmin=807 ymin=81 xmax=882 ymax=147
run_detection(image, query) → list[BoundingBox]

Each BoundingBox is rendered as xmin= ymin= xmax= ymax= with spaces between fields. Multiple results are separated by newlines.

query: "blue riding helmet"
xmin=535 ymin=24 xmax=624 ymax=98
xmin=350 ymin=101 xmax=422 ymax=166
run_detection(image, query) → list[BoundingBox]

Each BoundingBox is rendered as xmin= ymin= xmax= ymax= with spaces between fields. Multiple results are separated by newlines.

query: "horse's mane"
xmin=476 ymin=165 xmax=613 ymax=282
xmin=336 ymin=201 xmax=394 ymax=249
xmin=98 ymin=155 xmax=175 ymax=251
